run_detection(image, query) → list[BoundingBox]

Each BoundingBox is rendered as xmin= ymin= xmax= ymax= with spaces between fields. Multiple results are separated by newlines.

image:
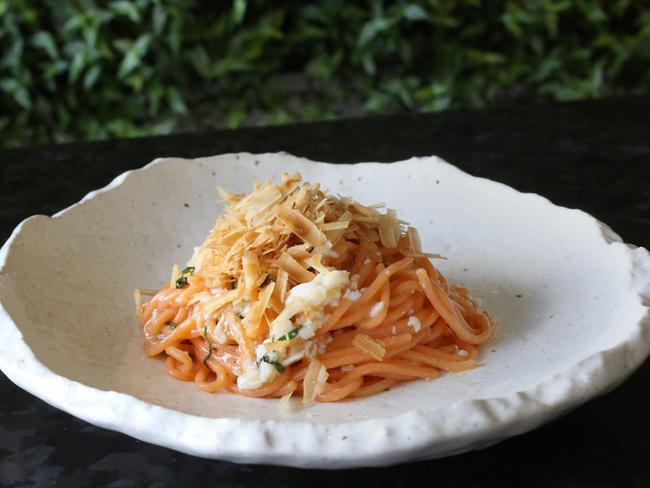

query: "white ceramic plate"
xmin=0 ymin=153 xmax=648 ymax=468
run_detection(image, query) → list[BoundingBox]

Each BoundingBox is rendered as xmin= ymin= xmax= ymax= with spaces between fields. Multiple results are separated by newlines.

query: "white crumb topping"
xmin=369 ymin=301 xmax=384 ymax=318
xmin=407 ymin=316 xmax=421 ymax=332
xmin=344 ymin=289 xmax=362 ymax=301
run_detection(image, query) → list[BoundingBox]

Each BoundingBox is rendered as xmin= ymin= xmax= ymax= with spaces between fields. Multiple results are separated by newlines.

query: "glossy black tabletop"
xmin=1 ymin=98 xmax=649 ymax=487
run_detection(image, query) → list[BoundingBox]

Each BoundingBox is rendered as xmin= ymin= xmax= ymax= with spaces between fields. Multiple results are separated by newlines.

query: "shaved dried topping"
xmin=379 ymin=211 xmax=399 ymax=248
xmin=169 ymin=264 xmax=180 ymax=288
xmin=302 ymin=358 xmax=328 ymax=404
xmin=278 ymin=382 xmax=298 ymax=412
xmin=186 ymin=174 xmax=435 ymax=352
xmin=217 ymin=187 xmax=241 ymax=203
xmin=352 ymin=333 xmax=386 ymax=361
xmin=276 ymin=253 xmax=315 ymax=283
xmin=320 ymin=221 xmax=350 ymax=231
xmin=275 ymin=268 xmax=289 ymax=304
xmin=276 ymin=205 xmax=327 ymax=248
xmin=242 ymin=251 xmax=259 ymax=295
xmin=407 ymin=226 xmax=422 ymax=254
xmin=244 ymin=282 xmax=275 ymax=337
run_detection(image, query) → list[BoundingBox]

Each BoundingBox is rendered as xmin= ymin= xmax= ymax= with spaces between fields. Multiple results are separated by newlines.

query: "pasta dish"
xmin=135 ymin=173 xmax=495 ymax=403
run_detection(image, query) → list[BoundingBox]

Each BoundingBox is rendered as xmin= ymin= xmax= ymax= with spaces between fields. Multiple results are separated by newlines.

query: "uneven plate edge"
xmin=0 ymin=152 xmax=646 ymax=469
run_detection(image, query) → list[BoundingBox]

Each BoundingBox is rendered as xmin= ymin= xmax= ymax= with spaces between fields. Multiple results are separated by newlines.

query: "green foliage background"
xmin=1 ymin=0 xmax=649 ymax=148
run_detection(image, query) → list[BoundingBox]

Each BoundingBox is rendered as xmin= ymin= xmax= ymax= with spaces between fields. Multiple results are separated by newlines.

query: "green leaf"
xmin=31 ymin=31 xmax=58 ymax=58
xmin=0 ymin=78 xmax=20 ymax=94
xmin=226 ymin=104 xmax=247 ymax=128
xmin=361 ymin=54 xmax=376 ymax=76
xmin=466 ymin=49 xmax=506 ymax=65
xmin=167 ymin=87 xmax=187 ymax=114
xmin=232 ymin=0 xmax=247 ymax=25
xmin=152 ymin=5 xmax=167 ymax=34
xmin=133 ymin=33 xmax=152 ymax=54
xmin=62 ymin=15 xmax=84 ymax=34
xmin=306 ymin=55 xmax=336 ymax=80
xmin=117 ymin=51 xmax=138 ymax=79
xmin=14 ymin=88 xmax=32 ymax=109
xmin=402 ymin=4 xmax=428 ymax=21
xmin=358 ymin=17 xmax=393 ymax=46
xmin=83 ymin=65 xmax=101 ymax=90
xmin=69 ymin=52 xmax=85 ymax=83
xmin=110 ymin=1 xmax=140 ymax=22
xmin=116 ymin=35 xmax=150 ymax=80
xmin=151 ymin=118 xmax=177 ymax=135
xmin=2 ymin=0 xmax=650 ymax=149
xmin=188 ymin=46 xmax=212 ymax=79
xmin=83 ymin=24 xmax=98 ymax=48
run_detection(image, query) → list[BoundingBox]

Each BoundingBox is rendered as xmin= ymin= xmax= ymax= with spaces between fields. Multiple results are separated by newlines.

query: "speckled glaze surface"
xmin=0 ymin=153 xmax=648 ymax=468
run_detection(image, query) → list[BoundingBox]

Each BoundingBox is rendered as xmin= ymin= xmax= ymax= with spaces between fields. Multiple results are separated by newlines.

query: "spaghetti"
xmin=135 ymin=173 xmax=495 ymax=403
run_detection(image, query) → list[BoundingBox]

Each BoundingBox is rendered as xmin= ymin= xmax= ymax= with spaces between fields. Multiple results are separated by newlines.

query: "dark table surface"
xmin=1 ymin=97 xmax=649 ymax=487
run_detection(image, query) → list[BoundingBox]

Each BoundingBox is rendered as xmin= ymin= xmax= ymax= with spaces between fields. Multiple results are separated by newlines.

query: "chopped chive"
xmin=176 ymin=266 xmax=195 ymax=288
xmin=231 ymin=278 xmax=238 ymax=289
xmin=276 ymin=326 xmax=301 ymax=341
xmin=166 ymin=321 xmax=176 ymax=329
xmin=260 ymin=354 xmax=285 ymax=373
xmin=203 ymin=325 xmax=212 ymax=364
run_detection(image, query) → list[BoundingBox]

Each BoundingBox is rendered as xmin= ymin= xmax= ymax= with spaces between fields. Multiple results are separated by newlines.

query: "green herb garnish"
xmin=175 ymin=266 xmax=195 ymax=288
xmin=276 ymin=326 xmax=301 ymax=341
xmin=203 ymin=325 xmax=212 ymax=364
xmin=260 ymin=354 xmax=285 ymax=373
xmin=231 ymin=278 xmax=238 ymax=289
xmin=166 ymin=321 xmax=176 ymax=329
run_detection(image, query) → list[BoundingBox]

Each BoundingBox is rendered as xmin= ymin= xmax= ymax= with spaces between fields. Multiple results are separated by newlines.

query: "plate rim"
xmin=1 ymin=152 xmax=649 ymax=468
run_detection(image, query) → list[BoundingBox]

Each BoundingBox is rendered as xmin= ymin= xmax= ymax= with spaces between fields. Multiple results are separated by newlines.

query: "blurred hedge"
xmin=1 ymin=0 xmax=649 ymax=148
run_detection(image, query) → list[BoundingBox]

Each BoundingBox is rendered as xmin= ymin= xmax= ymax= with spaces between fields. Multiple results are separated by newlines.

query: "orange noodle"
xmin=135 ymin=173 xmax=495 ymax=403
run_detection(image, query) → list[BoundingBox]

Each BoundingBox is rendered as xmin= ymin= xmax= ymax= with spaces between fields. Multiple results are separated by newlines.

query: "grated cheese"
xmin=407 ymin=316 xmax=422 ymax=332
xmin=369 ymin=301 xmax=384 ymax=318
xmin=344 ymin=289 xmax=362 ymax=301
